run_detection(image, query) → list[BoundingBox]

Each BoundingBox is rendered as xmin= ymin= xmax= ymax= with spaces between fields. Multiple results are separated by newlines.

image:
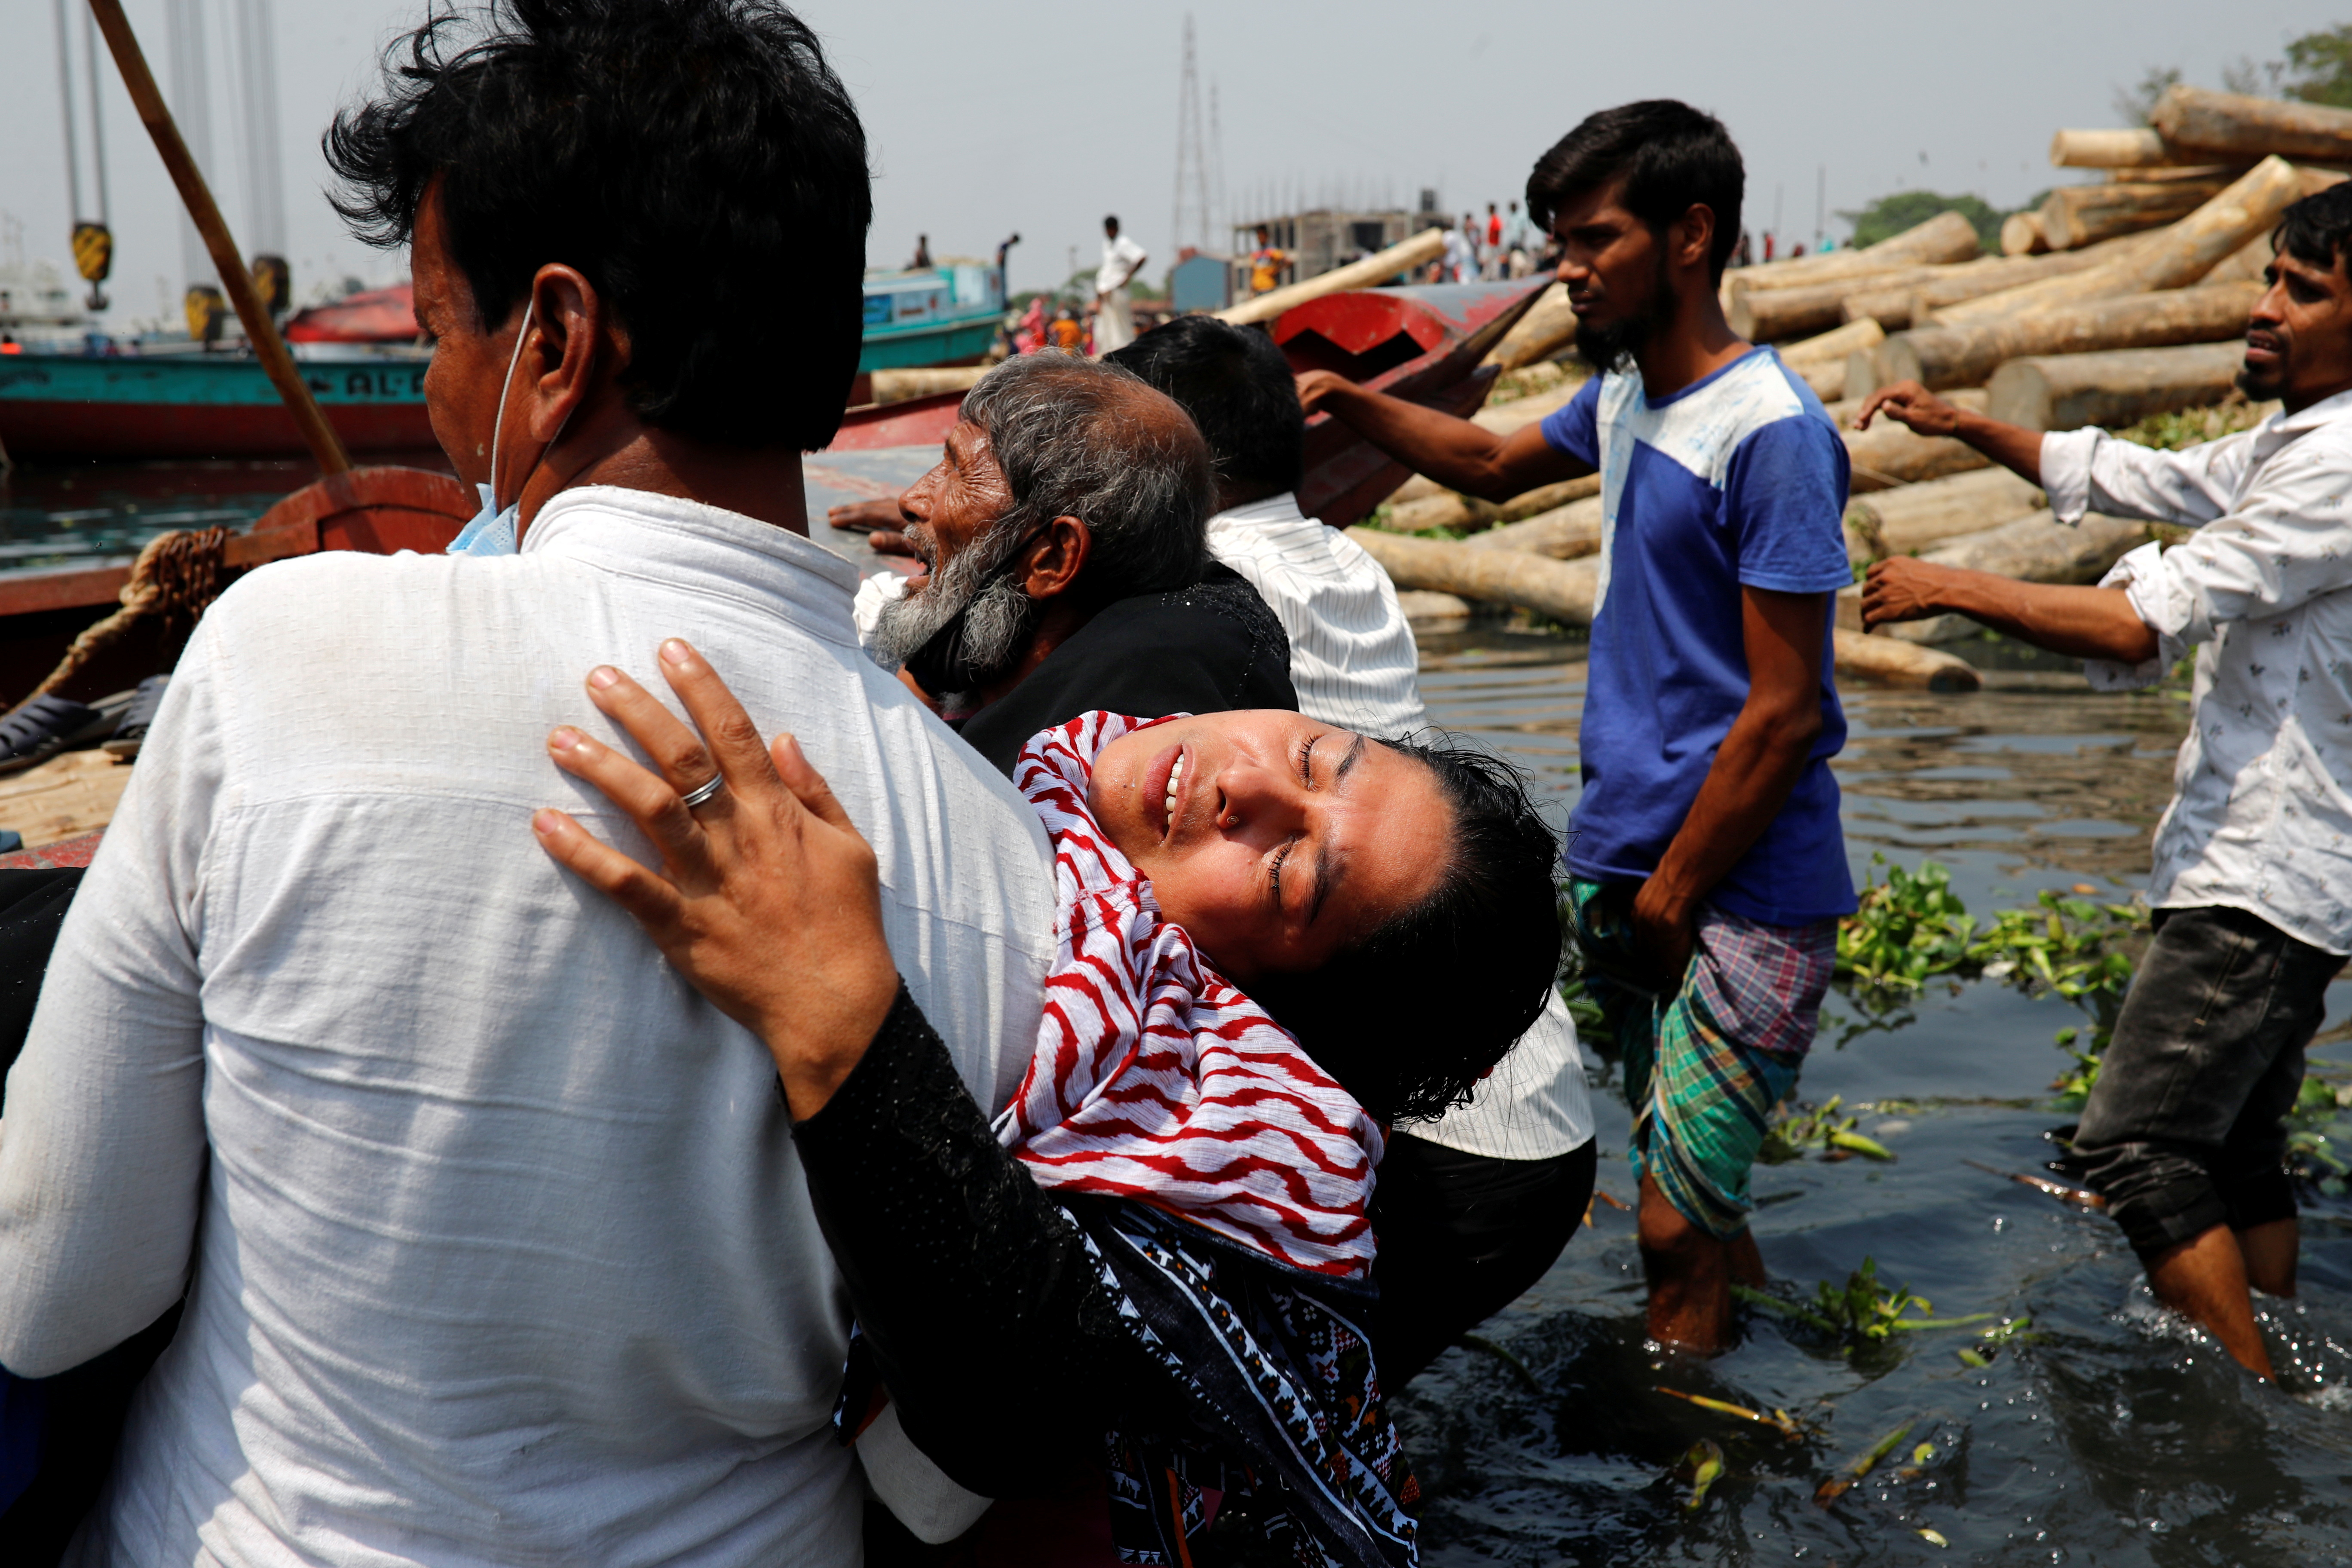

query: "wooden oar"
xmin=86 ymin=0 xmax=352 ymax=475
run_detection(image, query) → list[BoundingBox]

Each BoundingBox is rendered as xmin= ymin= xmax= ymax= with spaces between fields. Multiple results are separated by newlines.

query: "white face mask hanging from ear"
xmin=447 ymin=299 xmax=577 ymax=556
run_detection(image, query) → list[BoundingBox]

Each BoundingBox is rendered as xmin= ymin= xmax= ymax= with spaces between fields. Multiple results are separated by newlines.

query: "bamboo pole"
xmin=87 ymin=0 xmax=351 ymax=475
xmin=1215 ymin=228 xmax=1448 ymax=327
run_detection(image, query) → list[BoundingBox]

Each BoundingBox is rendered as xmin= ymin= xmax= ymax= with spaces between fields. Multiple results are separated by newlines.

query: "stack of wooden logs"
xmin=1350 ymin=85 xmax=2351 ymax=691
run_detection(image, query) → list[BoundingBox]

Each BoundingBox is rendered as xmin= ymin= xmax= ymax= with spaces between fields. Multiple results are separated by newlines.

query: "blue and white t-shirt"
xmin=1540 ymin=347 xmax=1857 ymax=927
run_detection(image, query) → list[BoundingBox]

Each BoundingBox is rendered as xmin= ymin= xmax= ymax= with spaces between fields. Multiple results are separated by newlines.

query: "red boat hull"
xmin=0 ymin=399 xmax=438 ymax=461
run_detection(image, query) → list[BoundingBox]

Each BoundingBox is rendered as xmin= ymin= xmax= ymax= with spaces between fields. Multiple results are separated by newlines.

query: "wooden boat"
xmin=823 ymin=277 xmax=1551 ymax=520
xmin=859 ymin=266 xmax=1003 ymax=373
xmin=1 ymin=261 xmax=1000 ymax=462
xmin=0 ymin=276 xmax=1544 ymax=764
xmin=0 ymin=346 xmax=435 ymax=461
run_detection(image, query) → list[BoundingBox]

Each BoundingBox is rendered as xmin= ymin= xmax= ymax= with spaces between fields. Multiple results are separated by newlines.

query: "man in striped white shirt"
xmin=1110 ymin=318 xmax=1596 ymax=1381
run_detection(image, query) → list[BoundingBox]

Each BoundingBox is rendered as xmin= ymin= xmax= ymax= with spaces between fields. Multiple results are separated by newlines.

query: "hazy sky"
xmin=6 ymin=0 xmax=2348 ymax=326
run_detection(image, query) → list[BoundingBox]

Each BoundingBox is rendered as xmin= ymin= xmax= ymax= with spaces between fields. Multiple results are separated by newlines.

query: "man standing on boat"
xmin=0 ymin=2 xmax=1055 ymax=1561
xmin=1856 ymin=184 xmax=2352 ymax=1382
xmin=1090 ymin=214 xmax=1147 ymax=356
xmin=1297 ymin=100 xmax=1856 ymax=1354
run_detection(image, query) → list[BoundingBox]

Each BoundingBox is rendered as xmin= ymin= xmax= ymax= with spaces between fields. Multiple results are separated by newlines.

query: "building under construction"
xmin=1228 ymin=206 xmax=1424 ymax=294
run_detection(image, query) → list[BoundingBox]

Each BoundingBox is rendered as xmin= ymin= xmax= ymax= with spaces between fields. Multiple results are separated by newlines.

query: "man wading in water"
xmin=1301 ymin=101 xmax=1857 ymax=1353
xmin=1859 ymin=182 xmax=2352 ymax=1382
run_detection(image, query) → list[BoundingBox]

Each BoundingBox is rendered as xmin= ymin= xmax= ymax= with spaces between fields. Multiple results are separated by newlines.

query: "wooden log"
xmin=870 ymin=365 xmax=989 ymax=404
xmin=2049 ymin=127 xmax=2188 ymax=169
xmin=1465 ymin=495 xmax=1602 ymax=560
xmin=1790 ymin=358 xmax=1844 ymax=401
xmin=1721 ymin=210 xmax=1981 ymax=298
xmin=1872 ymin=280 xmax=2260 ymax=392
xmin=1832 ymin=630 xmax=1981 ymax=691
xmin=2001 ymin=211 xmax=2049 ymax=256
xmin=2151 ymin=85 xmax=2352 ymax=164
xmin=1843 ymin=388 xmax=1991 ymax=490
xmin=1351 ymin=528 xmax=1600 ymax=624
xmin=1484 ymin=282 xmax=1577 ymax=370
xmin=2039 ymin=177 xmax=2232 ymax=250
xmin=1986 ymin=342 xmax=2246 ymax=432
xmin=2201 ymin=232 xmax=2276 ymax=285
xmin=1780 ymin=317 xmax=1884 ymax=369
xmin=1386 ymin=473 xmax=1600 ymax=535
xmin=1736 ymin=257 xmax=2085 ymax=340
xmin=1934 ymin=157 xmax=2302 ymax=326
xmin=1473 ymin=380 xmax=1582 ymax=437
xmin=1216 ymin=227 xmax=1448 ymax=326
xmin=1838 ymin=243 xmax=2135 ymax=330
xmin=1843 ymin=467 xmax=2047 ymax=556
xmin=1921 ymin=508 xmax=2150 ymax=579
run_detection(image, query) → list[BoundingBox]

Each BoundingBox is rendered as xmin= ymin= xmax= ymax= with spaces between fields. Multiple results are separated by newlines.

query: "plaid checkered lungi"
xmin=1568 ymin=879 xmax=1837 ymax=1239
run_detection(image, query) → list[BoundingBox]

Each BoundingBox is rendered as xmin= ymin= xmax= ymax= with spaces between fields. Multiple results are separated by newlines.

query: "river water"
xmin=1407 ymin=630 xmax=2352 ymax=1568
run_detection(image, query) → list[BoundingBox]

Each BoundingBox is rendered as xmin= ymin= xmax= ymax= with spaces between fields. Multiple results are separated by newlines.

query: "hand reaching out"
xmin=1294 ymin=368 xmax=1353 ymax=415
xmin=1853 ymin=380 xmax=1964 ymax=435
xmin=531 ymin=639 xmax=900 ymax=1119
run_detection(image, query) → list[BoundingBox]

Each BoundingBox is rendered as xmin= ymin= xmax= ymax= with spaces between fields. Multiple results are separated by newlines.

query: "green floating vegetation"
xmin=1736 ymin=1257 xmax=1991 ymax=1351
xmin=1814 ymin=1417 xmax=1918 ymax=1505
xmin=1683 ymin=1437 xmax=1725 ymax=1511
xmin=1836 ymin=855 xmax=2148 ymax=1099
xmin=1760 ymin=1095 xmax=1896 ymax=1165
xmin=2287 ymin=1072 xmax=2352 ymax=1196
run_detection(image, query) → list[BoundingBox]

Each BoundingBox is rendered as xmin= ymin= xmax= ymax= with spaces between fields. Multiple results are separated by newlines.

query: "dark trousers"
xmin=1369 ymin=1132 xmax=1596 ymax=1385
xmin=2073 ymin=904 xmax=2346 ymax=1259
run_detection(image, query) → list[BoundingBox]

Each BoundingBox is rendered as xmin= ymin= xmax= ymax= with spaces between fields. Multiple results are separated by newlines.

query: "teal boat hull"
xmin=856 ymin=310 xmax=1000 ymax=373
xmin=0 ymin=351 xmax=434 ymax=460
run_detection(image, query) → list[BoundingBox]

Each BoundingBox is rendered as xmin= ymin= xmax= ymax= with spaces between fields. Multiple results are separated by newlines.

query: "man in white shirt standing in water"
xmin=1091 ymin=214 xmax=1148 ymax=355
xmin=1108 ymin=315 xmax=1597 ymax=1382
xmin=1858 ymin=182 xmax=2352 ymax=1381
xmin=0 ymin=3 xmax=1054 ymax=1560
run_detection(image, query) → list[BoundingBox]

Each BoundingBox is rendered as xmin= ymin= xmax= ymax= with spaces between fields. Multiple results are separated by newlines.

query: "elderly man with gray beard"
xmin=857 ymin=353 xmax=1298 ymax=774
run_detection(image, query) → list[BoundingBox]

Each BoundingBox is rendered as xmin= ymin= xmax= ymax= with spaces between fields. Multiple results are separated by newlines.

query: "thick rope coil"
xmin=25 ymin=526 xmax=231 ymax=703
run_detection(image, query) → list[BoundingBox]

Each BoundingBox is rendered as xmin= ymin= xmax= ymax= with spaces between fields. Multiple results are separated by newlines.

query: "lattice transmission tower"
xmin=1170 ymin=15 xmax=1211 ymax=255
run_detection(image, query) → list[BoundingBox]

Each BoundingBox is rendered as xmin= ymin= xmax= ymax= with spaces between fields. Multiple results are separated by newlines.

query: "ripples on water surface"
xmin=1411 ymin=631 xmax=2352 ymax=1568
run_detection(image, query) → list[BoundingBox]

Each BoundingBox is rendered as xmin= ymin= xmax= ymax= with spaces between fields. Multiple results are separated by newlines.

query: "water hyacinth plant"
xmin=1836 ymin=856 xmax=2149 ymax=1099
xmin=1736 ymin=1257 xmax=1990 ymax=1351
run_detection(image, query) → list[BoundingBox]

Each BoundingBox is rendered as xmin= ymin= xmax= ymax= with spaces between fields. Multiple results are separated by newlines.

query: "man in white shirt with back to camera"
xmin=1108 ymin=314 xmax=1596 ymax=1384
xmin=0 ymin=2 xmax=1052 ymax=1562
xmin=1857 ymin=181 xmax=2352 ymax=1383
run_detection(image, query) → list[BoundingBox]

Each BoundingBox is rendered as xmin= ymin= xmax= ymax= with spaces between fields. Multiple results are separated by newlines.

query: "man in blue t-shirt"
xmin=1298 ymin=99 xmax=1854 ymax=1353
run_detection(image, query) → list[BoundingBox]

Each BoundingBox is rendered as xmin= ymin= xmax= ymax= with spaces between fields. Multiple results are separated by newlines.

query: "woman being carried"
xmin=530 ymin=643 xmax=1566 ymax=1568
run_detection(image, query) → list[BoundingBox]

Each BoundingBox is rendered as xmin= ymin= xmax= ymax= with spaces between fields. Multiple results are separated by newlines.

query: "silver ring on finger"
xmin=679 ymin=774 xmax=727 ymax=811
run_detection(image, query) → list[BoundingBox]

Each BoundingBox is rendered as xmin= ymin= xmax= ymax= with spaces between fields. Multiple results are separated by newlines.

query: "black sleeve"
xmin=791 ymin=985 xmax=1178 ymax=1495
xmin=958 ymin=570 xmax=1300 ymax=776
xmin=0 ymin=869 xmax=83 ymax=1107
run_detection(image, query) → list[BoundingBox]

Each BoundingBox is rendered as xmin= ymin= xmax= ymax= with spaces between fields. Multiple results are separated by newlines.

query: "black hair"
xmin=2273 ymin=181 xmax=2352 ymax=275
xmin=325 ymin=0 xmax=870 ymax=450
xmin=1525 ymin=99 xmax=1745 ymax=282
xmin=1105 ymin=316 xmax=1304 ymax=500
xmin=1248 ymin=738 xmax=1565 ymax=1124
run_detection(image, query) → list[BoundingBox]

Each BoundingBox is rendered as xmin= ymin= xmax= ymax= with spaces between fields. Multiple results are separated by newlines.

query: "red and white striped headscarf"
xmin=996 ymin=711 xmax=1383 ymax=1278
